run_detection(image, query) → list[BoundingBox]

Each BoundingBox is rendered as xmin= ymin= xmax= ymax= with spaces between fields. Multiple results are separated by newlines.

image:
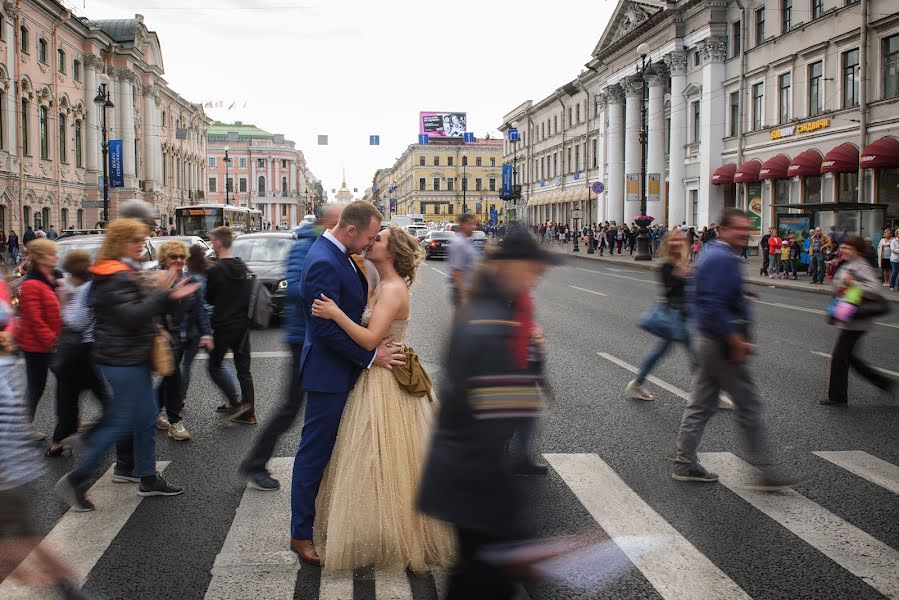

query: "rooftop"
xmin=208 ymin=121 xmax=274 ymax=141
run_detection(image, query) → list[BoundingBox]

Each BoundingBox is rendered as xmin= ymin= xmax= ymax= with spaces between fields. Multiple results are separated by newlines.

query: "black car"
xmin=421 ymin=231 xmax=452 ymax=260
xmin=230 ymin=232 xmax=295 ymax=318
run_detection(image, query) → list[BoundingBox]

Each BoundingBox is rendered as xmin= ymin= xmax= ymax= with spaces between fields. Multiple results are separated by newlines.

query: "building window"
xmin=57 ymin=48 xmax=65 ymax=73
xmin=20 ymin=99 xmax=28 ymax=155
xmin=257 ymin=158 xmax=265 ymax=168
xmin=490 ymin=157 xmax=496 ymax=167
xmin=553 ymin=153 xmax=558 ymax=176
xmin=489 ymin=178 xmax=496 ymax=192
xmin=208 ymin=156 xmax=216 ymax=168
xmin=282 ymin=176 xmax=288 ymax=196
xmin=19 ymin=26 xmax=28 ymax=53
xmin=462 ymin=156 xmax=468 ymax=166
xmin=419 ymin=155 xmax=425 ymax=166
xmin=58 ymin=112 xmax=66 ymax=162
xmin=419 ymin=178 xmax=425 ymax=191
xmin=778 ymin=72 xmax=791 ymax=124
xmin=808 ymin=61 xmax=823 ymax=116
xmin=781 ymin=0 xmax=791 ymax=33
xmin=73 ymin=60 xmax=81 ymax=82
xmin=886 ymin=34 xmax=899 ymax=99
xmin=281 ymin=159 xmax=287 ymax=168
xmin=476 ymin=157 xmax=482 ymax=167
xmin=592 ymin=138 xmax=598 ymax=167
xmin=812 ymin=0 xmax=824 ymax=19
xmin=432 ymin=155 xmax=439 ymax=166
xmin=575 ymin=145 xmax=580 ymax=171
xmin=76 ymin=208 xmax=83 ymax=229
xmin=567 ymin=147 xmax=572 ymax=172
xmin=541 ymin=122 xmax=545 ymax=139
xmin=805 ymin=176 xmax=822 ymax=203
xmin=0 ymin=91 xmax=4 ymax=150
xmin=475 ymin=178 xmax=482 ymax=191
xmin=39 ymin=106 xmax=48 ymax=159
xmin=208 ymin=177 xmax=217 ymax=193
xmin=755 ymin=8 xmax=765 ymax=46
xmin=37 ymin=38 xmax=47 ymax=63
xmin=447 ymin=156 xmax=454 ymax=166
xmin=731 ymin=20 xmax=741 ymax=58
xmin=691 ymin=101 xmax=701 ymax=142
xmin=576 ymin=104 xmax=581 ymax=123
xmin=258 ymin=176 xmax=266 ymax=196
xmin=462 ymin=177 xmax=468 ymax=191
xmin=239 ymin=177 xmax=247 ymax=193
xmin=447 ymin=203 xmax=454 ymax=215
xmin=693 ymin=50 xmax=701 ymax=67
xmin=554 ymin=116 xmax=558 ymax=133
xmin=752 ymin=82 xmax=764 ymax=130
xmin=239 ymin=157 xmax=247 ymax=168
xmin=226 ymin=177 xmax=233 ymax=193
xmin=838 ymin=172 xmax=858 ymax=202
xmin=567 ymin=107 xmax=572 ymax=126
xmin=60 ymin=207 xmax=67 ymax=229
xmin=447 ymin=178 xmax=454 ymax=191
xmin=729 ymin=92 xmax=740 ymax=137
xmin=842 ymin=49 xmax=860 ymax=108
xmin=433 ymin=178 xmax=440 ymax=191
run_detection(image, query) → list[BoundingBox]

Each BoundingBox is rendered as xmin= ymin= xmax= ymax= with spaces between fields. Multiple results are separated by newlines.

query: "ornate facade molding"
xmin=596 ymin=93 xmax=608 ymax=111
xmin=645 ymin=65 xmax=667 ymax=88
xmin=623 ymin=75 xmax=644 ymax=97
xmin=701 ymin=37 xmax=727 ymax=64
xmin=36 ymin=85 xmax=53 ymax=107
xmin=83 ymin=54 xmax=103 ymax=70
xmin=606 ymin=83 xmax=626 ymax=105
xmin=664 ymin=50 xmax=688 ymax=77
xmin=3 ymin=1 xmax=20 ymax=18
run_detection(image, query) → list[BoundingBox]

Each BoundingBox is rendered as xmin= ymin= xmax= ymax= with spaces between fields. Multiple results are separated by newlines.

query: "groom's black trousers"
xmin=240 ymin=343 xmax=306 ymax=476
xmin=447 ymin=528 xmax=519 ymax=600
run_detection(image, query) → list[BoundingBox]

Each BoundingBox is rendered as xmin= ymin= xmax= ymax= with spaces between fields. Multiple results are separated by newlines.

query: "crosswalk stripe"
xmin=193 ymin=350 xmax=292 ymax=361
xmin=319 ymin=571 xmax=354 ymax=600
xmin=0 ymin=461 xmax=170 ymax=600
xmin=544 ymin=453 xmax=750 ymax=600
xmin=699 ymin=452 xmax=899 ymax=599
xmin=597 ymin=352 xmax=689 ymax=400
xmin=570 ymin=286 xmax=607 ymax=297
xmin=375 ymin=570 xmax=413 ymax=599
xmin=813 ymin=451 xmax=899 ymax=496
xmin=205 ymin=458 xmax=298 ymax=600
xmin=810 ymin=351 xmax=899 ymax=379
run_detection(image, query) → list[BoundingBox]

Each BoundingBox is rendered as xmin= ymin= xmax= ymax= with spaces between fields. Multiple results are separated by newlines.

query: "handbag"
xmin=391 ymin=345 xmax=433 ymax=400
xmin=151 ymin=334 xmax=175 ymax=376
xmin=637 ymin=300 xmax=688 ymax=342
xmin=49 ymin=329 xmax=84 ymax=374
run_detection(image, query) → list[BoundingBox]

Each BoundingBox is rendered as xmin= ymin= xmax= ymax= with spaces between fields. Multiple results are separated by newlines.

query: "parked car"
xmin=470 ymin=230 xmax=488 ymax=252
xmin=420 ymin=231 xmax=453 ymax=260
xmin=149 ymin=235 xmax=215 ymax=261
xmin=230 ymin=232 xmax=295 ymax=318
xmin=56 ymin=234 xmax=159 ymax=272
xmin=408 ymin=226 xmax=429 ymax=242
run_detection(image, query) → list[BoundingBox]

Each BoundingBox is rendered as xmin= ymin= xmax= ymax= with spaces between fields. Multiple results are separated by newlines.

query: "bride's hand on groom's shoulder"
xmin=311 ymin=293 xmax=340 ymax=321
xmin=373 ymin=336 xmax=405 ymax=370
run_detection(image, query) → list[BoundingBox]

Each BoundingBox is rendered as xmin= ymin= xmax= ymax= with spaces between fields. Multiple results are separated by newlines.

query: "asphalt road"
xmin=5 ymin=255 xmax=899 ymax=600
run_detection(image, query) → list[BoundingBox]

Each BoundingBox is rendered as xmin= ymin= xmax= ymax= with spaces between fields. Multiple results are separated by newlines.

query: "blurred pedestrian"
xmin=808 ymin=227 xmax=831 ymax=285
xmin=448 ymin=213 xmax=478 ymax=309
xmin=876 ymin=228 xmax=893 ymax=287
xmin=180 ymin=244 xmax=213 ymax=397
xmin=6 ymin=230 xmax=17 ymax=264
xmin=22 ymin=226 xmax=35 ymax=246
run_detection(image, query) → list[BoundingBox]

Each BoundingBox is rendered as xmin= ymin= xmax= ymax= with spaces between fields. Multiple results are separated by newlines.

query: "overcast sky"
xmin=81 ymin=0 xmax=616 ymax=197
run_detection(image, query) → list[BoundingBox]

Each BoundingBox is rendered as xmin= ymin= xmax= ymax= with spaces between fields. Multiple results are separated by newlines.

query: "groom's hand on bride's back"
xmin=373 ymin=336 xmax=405 ymax=370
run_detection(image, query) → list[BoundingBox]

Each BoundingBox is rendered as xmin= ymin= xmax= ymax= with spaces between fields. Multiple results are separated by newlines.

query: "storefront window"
xmin=805 ymin=175 xmax=822 ymax=203
xmin=837 ymin=172 xmax=858 ymax=202
xmin=878 ymin=168 xmax=899 ymax=221
xmin=775 ymin=179 xmax=791 ymax=204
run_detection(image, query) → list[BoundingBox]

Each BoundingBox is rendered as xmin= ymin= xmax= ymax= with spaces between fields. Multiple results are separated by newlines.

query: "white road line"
xmin=813 ymin=451 xmax=899 ymax=496
xmin=810 ymin=351 xmax=899 ymax=379
xmin=205 ymin=458 xmax=298 ymax=600
xmin=570 ymin=286 xmax=607 ymax=297
xmin=375 ymin=570 xmax=413 ymax=599
xmin=699 ymin=452 xmax=899 ymax=599
xmin=597 ymin=352 xmax=689 ymax=400
xmin=756 ymin=300 xmax=825 ymax=315
xmin=574 ymin=266 xmax=654 ymax=284
xmin=193 ymin=350 xmax=292 ymax=361
xmin=874 ymin=321 xmax=899 ymax=329
xmin=544 ymin=453 xmax=749 ymax=600
xmin=430 ymin=266 xmax=447 ymax=276
xmin=0 ymin=462 xmax=170 ymax=600
xmin=319 ymin=571 xmax=354 ymax=600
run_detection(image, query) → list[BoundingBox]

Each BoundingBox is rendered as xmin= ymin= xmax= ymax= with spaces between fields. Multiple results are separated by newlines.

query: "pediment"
xmin=683 ymin=83 xmax=702 ymax=98
xmin=592 ymin=0 xmax=666 ymax=58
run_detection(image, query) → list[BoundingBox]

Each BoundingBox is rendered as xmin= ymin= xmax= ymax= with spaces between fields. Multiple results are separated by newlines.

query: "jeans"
xmin=241 ymin=344 xmax=305 ymax=475
xmin=636 ymin=337 xmax=696 ymax=385
xmin=771 ymin=254 xmax=781 ymax=275
xmin=208 ymin=326 xmax=254 ymax=411
xmin=891 ymin=261 xmax=899 ymax=290
xmin=811 ymin=253 xmax=826 ymax=283
xmin=73 ymin=364 xmax=157 ymax=480
xmin=52 ymin=343 xmax=110 ymax=443
xmin=158 ymin=344 xmax=185 ymax=424
xmin=23 ymin=352 xmax=52 ymax=420
xmin=180 ymin=338 xmax=201 ymax=399
xmin=787 ymin=258 xmax=798 ymax=278
xmin=827 ymin=329 xmax=890 ymax=403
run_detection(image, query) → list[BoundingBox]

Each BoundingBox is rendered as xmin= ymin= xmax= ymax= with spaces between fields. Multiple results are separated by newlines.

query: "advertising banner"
xmin=419 ymin=112 xmax=467 ymax=138
xmin=648 ymin=174 xmax=661 ymax=202
xmin=747 ymin=181 xmax=763 ymax=234
xmin=776 ymin=215 xmax=811 ymax=239
xmin=109 ymin=140 xmax=125 ymax=188
xmin=625 ymin=174 xmax=639 ymax=202
xmin=501 ymin=165 xmax=513 ymax=199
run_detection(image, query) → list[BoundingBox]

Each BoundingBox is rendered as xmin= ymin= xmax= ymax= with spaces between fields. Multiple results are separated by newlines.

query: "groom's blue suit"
xmin=291 ymin=233 xmax=375 ymax=540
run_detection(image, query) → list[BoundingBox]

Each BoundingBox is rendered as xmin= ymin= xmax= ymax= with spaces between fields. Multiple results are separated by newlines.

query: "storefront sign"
xmin=770 ymin=118 xmax=830 ymax=141
xmin=648 ymin=174 xmax=661 ymax=202
xmin=625 ymin=174 xmax=639 ymax=202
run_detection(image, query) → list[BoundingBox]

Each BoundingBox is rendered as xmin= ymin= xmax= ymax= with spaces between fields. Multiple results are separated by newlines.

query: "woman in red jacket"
xmin=15 ymin=238 xmax=61 ymax=434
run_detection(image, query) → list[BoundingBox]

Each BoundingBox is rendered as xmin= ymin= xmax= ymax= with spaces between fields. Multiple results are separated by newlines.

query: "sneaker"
xmin=626 ymin=379 xmax=654 ymax=401
xmin=54 ymin=473 xmax=95 ymax=512
xmin=247 ymin=471 xmax=280 ymax=491
xmin=216 ymin=402 xmax=241 ymax=414
xmin=156 ymin=414 xmax=171 ymax=431
xmin=29 ymin=428 xmax=48 ymax=441
xmin=672 ymin=463 xmax=719 ymax=483
xmin=111 ymin=470 xmax=141 ymax=483
xmin=229 ymin=403 xmax=256 ymax=423
xmin=167 ymin=421 xmax=191 ymax=441
xmin=718 ymin=393 xmax=736 ymax=411
xmin=137 ymin=473 xmax=184 ymax=497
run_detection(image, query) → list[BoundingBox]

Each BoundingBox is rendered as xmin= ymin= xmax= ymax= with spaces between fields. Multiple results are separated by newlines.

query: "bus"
xmin=174 ymin=205 xmax=262 ymax=239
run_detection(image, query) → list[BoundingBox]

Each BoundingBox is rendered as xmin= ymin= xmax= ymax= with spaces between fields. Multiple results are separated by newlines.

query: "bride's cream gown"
xmin=313 ymin=308 xmax=455 ymax=573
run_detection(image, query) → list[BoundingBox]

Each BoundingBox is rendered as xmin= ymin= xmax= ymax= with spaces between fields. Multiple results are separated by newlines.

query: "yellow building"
xmin=373 ymin=139 xmax=504 ymax=223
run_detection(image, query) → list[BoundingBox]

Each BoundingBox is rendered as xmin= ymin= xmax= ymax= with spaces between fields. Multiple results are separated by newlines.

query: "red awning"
xmin=787 ymin=150 xmax=823 ymax=178
xmin=821 ymin=143 xmax=859 ymax=174
xmin=734 ymin=159 xmax=762 ymax=183
xmin=860 ymin=136 xmax=899 ymax=169
xmin=759 ymin=154 xmax=791 ymax=180
xmin=712 ymin=163 xmax=737 ymax=185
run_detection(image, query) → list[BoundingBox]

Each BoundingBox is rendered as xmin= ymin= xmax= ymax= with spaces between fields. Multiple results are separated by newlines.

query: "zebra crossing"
xmin=1 ymin=450 xmax=898 ymax=600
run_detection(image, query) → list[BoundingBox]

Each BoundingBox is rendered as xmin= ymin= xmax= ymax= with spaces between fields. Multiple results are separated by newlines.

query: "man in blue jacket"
xmin=238 ymin=205 xmax=342 ymax=491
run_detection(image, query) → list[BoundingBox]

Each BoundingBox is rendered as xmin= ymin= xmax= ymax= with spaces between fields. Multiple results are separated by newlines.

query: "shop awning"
xmin=712 ymin=163 xmax=737 ymax=185
xmin=759 ymin=154 xmax=791 ymax=180
xmin=821 ymin=143 xmax=859 ymax=174
xmin=860 ymin=136 xmax=899 ymax=169
xmin=787 ymin=150 xmax=823 ymax=177
xmin=733 ymin=159 xmax=762 ymax=183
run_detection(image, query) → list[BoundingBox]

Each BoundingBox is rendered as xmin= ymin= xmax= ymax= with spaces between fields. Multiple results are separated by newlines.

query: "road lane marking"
xmin=205 ymin=458 xmax=298 ymax=600
xmin=0 ymin=462 xmax=170 ymax=600
xmin=573 ymin=266 xmax=654 ymax=284
xmin=375 ymin=570 xmax=413 ymax=599
xmin=193 ymin=350 xmax=292 ymax=361
xmin=430 ymin=266 xmax=447 ymax=276
xmin=597 ymin=353 xmax=689 ymax=400
xmin=571 ymin=286 xmax=607 ymax=297
xmin=319 ymin=571 xmax=354 ymax=600
xmin=810 ymin=351 xmax=899 ymax=378
xmin=699 ymin=452 xmax=899 ymax=599
xmin=813 ymin=451 xmax=899 ymax=496
xmin=874 ymin=321 xmax=899 ymax=329
xmin=544 ymin=453 xmax=750 ymax=600
xmin=756 ymin=300 xmax=825 ymax=315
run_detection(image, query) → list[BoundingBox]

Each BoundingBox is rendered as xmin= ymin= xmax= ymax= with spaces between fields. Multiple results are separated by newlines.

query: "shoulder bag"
xmin=151 ymin=333 xmax=175 ymax=376
xmin=637 ymin=299 xmax=688 ymax=342
xmin=391 ymin=345 xmax=433 ymax=400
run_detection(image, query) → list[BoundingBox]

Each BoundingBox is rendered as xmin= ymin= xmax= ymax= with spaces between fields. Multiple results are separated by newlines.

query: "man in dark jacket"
xmin=239 ymin=206 xmax=341 ymax=490
xmin=206 ymin=226 xmax=255 ymax=423
xmin=22 ymin=226 xmax=35 ymax=246
xmin=418 ymin=225 xmax=558 ymax=599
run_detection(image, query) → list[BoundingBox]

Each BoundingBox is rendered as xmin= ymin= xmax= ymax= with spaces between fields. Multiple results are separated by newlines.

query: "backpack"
xmin=247 ymin=274 xmax=272 ymax=329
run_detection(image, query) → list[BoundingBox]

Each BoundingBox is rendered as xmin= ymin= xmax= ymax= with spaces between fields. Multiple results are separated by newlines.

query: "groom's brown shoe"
xmin=290 ymin=538 xmax=321 ymax=566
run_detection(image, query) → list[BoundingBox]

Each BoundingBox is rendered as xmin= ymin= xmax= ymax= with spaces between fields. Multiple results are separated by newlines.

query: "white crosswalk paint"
xmin=810 ymin=351 xmax=899 ymax=379
xmin=570 ymin=286 xmax=608 ymax=297
xmin=757 ymin=302 xmax=899 ymax=330
xmin=699 ymin=452 xmax=899 ymax=599
xmin=575 ymin=267 xmax=654 ymax=284
xmin=319 ymin=571 xmax=354 ymax=600
xmin=813 ymin=451 xmax=899 ymax=496
xmin=430 ymin=266 xmax=447 ymax=276
xmin=0 ymin=462 xmax=170 ymax=600
xmin=374 ymin=570 xmax=413 ymax=599
xmin=597 ymin=352 xmax=689 ymax=400
xmin=545 ymin=453 xmax=750 ymax=600
xmin=205 ymin=458 xmax=298 ymax=600
xmin=193 ymin=350 xmax=292 ymax=361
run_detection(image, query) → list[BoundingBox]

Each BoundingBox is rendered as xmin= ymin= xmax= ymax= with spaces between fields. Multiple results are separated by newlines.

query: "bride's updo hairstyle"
xmin=387 ymin=225 xmax=425 ymax=286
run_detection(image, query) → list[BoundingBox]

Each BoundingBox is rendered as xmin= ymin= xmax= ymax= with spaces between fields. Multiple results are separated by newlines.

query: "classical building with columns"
xmin=0 ymin=3 xmax=209 ymax=234
xmin=206 ymin=121 xmax=312 ymax=229
xmin=501 ymin=0 xmax=899 ymax=237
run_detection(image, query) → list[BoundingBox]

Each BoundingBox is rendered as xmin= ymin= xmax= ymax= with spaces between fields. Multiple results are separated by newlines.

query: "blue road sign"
xmin=508 ymin=129 xmax=519 ymax=141
xmin=592 ymin=181 xmax=605 ymax=194
xmin=418 ymin=134 xmax=429 ymax=145
xmin=369 ymin=135 xmax=380 ymax=145
xmin=463 ymin=132 xmax=475 ymax=143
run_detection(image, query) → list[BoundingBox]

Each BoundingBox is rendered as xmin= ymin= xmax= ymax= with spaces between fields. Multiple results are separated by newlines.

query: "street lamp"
xmin=223 ymin=146 xmax=231 ymax=206
xmin=634 ymin=42 xmax=653 ymax=261
xmin=462 ymin=163 xmax=467 ymax=219
xmin=93 ymin=73 xmax=114 ymax=224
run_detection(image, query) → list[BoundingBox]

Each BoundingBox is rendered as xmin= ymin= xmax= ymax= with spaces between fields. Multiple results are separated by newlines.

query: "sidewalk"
xmin=545 ymin=242 xmax=899 ymax=304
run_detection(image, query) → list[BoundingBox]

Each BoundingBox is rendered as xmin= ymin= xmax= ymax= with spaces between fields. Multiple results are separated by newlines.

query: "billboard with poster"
xmin=419 ymin=112 xmax=467 ymax=138
xmin=747 ymin=182 xmax=763 ymax=234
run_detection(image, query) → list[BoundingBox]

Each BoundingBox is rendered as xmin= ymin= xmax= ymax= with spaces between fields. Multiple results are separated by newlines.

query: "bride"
xmin=310 ymin=225 xmax=455 ymax=574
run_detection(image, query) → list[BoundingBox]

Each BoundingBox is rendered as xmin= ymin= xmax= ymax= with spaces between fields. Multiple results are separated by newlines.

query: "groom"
xmin=290 ymin=201 xmax=404 ymax=565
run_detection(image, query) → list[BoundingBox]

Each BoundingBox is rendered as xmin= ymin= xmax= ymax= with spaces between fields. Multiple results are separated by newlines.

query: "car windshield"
xmin=410 ymin=228 xmax=428 ymax=237
xmin=56 ymin=240 xmax=103 ymax=264
xmin=231 ymin=237 xmax=292 ymax=263
xmin=471 ymin=231 xmax=486 ymax=239
xmin=150 ymin=237 xmax=195 ymax=249
xmin=429 ymin=233 xmax=452 ymax=240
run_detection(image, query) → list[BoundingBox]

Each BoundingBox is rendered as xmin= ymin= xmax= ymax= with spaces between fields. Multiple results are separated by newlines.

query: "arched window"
xmin=41 ymin=207 xmax=50 ymax=229
xmin=37 ymin=38 xmax=47 ymax=63
xmin=19 ymin=26 xmax=28 ymax=53
xmin=258 ymin=176 xmax=266 ymax=197
xmin=39 ymin=106 xmax=48 ymax=159
xmin=282 ymin=176 xmax=288 ymax=197
xmin=23 ymin=206 xmax=30 ymax=228
xmin=76 ymin=208 xmax=84 ymax=229
xmin=21 ymin=98 xmax=29 ymax=155
xmin=461 ymin=155 xmax=468 ymax=166
xmin=60 ymin=207 xmax=68 ymax=229
xmin=57 ymin=48 xmax=65 ymax=73
xmin=58 ymin=112 xmax=66 ymax=162
xmin=74 ymin=119 xmax=82 ymax=167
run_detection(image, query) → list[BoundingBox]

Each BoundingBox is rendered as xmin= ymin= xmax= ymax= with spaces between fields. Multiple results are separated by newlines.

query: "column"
xmin=623 ymin=76 xmax=644 ymax=224
xmin=289 ymin=161 xmax=296 ymax=196
xmin=646 ymin=66 xmax=666 ymax=224
xmin=606 ymin=84 xmax=625 ymax=225
xmin=699 ymin=37 xmax=726 ymax=227
xmin=142 ymin=85 xmax=157 ymax=190
xmin=665 ymin=50 xmax=688 ymax=227
xmin=83 ymin=56 xmax=99 ymax=173
xmin=595 ymin=95 xmax=607 ymax=221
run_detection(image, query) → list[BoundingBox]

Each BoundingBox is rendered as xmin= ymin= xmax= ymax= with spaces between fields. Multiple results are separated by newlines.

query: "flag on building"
xmin=318 ymin=135 xmax=329 ymax=145
xmin=369 ymin=135 xmax=380 ymax=145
